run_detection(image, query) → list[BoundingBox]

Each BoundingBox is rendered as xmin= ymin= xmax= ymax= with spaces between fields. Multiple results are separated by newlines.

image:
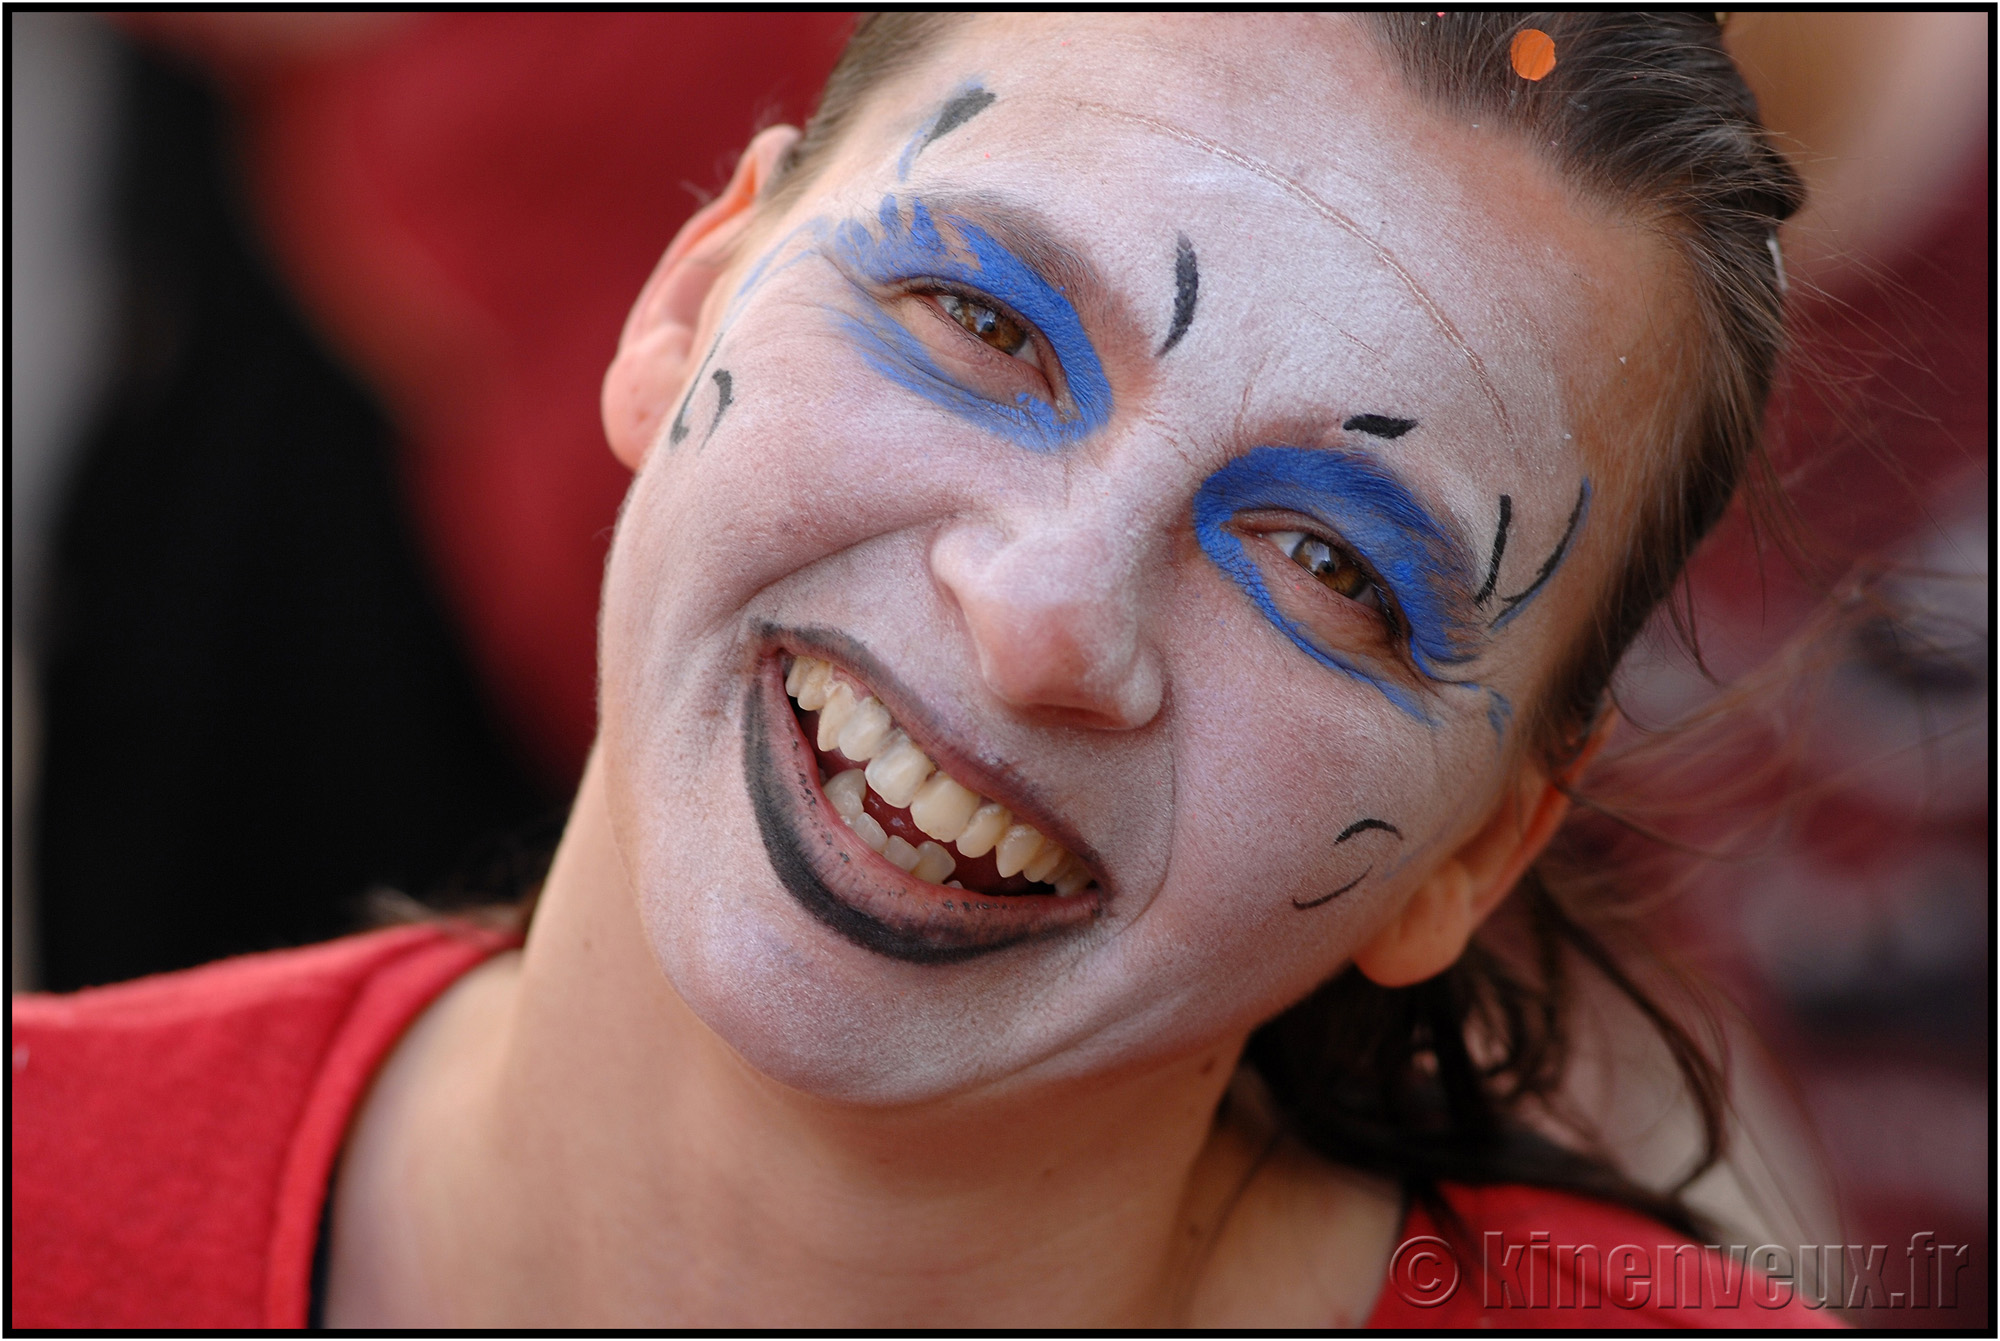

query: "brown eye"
xmin=936 ymin=292 xmax=1034 ymax=361
xmin=1271 ymin=531 xmax=1384 ymax=610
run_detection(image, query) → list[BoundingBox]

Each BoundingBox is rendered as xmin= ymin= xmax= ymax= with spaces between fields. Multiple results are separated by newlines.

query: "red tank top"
xmin=10 ymin=926 xmax=1837 ymax=1328
xmin=11 ymin=925 xmax=508 ymax=1328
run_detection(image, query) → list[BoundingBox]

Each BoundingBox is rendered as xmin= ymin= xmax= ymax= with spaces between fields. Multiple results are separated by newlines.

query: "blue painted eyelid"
xmin=1205 ymin=449 xmax=1479 ymax=661
xmin=1191 ymin=447 xmax=1486 ymax=725
xmin=1193 ymin=494 xmax=1432 ymax=722
xmin=1193 ymin=449 xmax=1591 ymax=742
xmin=827 ymin=194 xmax=1113 ymax=452
xmin=691 ymin=195 xmax=1114 ymax=456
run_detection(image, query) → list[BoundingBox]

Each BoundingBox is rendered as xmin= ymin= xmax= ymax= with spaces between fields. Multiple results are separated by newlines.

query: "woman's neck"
xmin=326 ymin=754 xmax=1268 ymax=1327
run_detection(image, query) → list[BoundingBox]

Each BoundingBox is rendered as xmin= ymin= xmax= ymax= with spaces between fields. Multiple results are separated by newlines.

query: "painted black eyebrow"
xmin=919 ymin=86 xmax=996 ymax=155
xmin=1156 ymin=233 xmax=1199 ymax=356
xmin=1342 ymin=413 xmax=1418 ymax=439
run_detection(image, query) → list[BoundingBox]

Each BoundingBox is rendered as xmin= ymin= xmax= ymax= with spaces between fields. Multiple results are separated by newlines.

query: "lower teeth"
xmin=847 ymin=811 xmax=888 ymax=853
xmin=791 ymin=655 xmax=1085 ymax=895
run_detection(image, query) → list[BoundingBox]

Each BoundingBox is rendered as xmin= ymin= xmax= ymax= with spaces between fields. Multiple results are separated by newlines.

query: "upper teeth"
xmin=787 ymin=656 xmax=1090 ymax=895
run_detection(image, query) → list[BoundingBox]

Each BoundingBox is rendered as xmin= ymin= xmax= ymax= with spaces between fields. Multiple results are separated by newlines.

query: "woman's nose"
xmin=930 ymin=517 xmax=1164 ymax=730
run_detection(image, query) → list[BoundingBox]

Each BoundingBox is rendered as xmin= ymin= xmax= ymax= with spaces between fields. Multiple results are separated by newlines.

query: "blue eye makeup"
xmin=827 ymin=195 xmax=1112 ymax=452
xmin=1192 ymin=447 xmax=1482 ymax=723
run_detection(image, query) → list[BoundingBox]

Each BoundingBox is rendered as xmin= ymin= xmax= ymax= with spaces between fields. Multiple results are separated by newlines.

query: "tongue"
xmin=802 ymin=709 xmax=1046 ymax=897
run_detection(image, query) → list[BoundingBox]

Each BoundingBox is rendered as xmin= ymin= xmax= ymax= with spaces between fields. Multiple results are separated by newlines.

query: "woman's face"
xmin=597 ymin=14 xmax=1675 ymax=1101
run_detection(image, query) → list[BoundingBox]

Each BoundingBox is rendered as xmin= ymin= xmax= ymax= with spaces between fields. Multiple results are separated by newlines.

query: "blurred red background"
xmin=238 ymin=12 xmax=859 ymax=781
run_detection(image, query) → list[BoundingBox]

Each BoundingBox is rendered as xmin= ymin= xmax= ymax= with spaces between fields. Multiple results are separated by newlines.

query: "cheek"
xmin=1134 ymin=586 xmax=1509 ymax=1023
xmin=603 ymin=304 xmax=922 ymax=652
xmin=1176 ymin=670 xmax=1453 ymax=909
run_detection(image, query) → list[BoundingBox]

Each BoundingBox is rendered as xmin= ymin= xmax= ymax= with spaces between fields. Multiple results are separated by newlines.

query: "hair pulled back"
xmin=770 ymin=11 xmax=1805 ymax=1239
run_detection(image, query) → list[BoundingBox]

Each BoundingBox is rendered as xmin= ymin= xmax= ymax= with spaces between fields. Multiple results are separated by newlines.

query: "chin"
xmin=599 ymin=670 xmax=1061 ymax=1107
xmin=636 ymin=865 xmax=1062 ymax=1106
xmin=658 ymin=918 xmax=1015 ymax=1105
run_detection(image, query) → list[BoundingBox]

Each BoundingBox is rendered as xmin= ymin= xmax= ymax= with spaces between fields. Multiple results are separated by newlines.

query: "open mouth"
xmin=788 ymin=655 xmax=1092 ymax=897
xmin=744 ymin=642 xmax=1101 ymax=963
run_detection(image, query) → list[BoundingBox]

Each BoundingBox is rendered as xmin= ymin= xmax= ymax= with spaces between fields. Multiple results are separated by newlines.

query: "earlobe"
xmin=1352 ymin=857 xmax=1477 ymax=989
xmin=1352 ymin=719 xmax=1608 ymax=988
xmin=601 ymin=124 xmax=803 ymax=471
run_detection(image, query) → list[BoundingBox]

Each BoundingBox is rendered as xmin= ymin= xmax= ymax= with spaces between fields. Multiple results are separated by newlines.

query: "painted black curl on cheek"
xmin=1335 ymin=818 xmax=1403 ymax=844
xmin=1293 ymin=870 xmax=1368 ymax=911
xmin=667 ymin=336 xmax=723 ymax=449
xmin=1292 ymin=817 xmax=1404 ymax=911
xmin=700 ymin=368 xmax=734 ymax=447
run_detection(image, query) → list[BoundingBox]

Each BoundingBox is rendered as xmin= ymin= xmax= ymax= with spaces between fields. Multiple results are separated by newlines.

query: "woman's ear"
xmin=1351 ymin=719 xmax=1611 ymax=988
xmin=601 ymin=124 xmax=802 ymax=472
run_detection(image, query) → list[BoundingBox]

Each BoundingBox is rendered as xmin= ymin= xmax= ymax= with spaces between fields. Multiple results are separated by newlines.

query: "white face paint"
xmin=595 ymin=14 xmax=1676 ymax=1102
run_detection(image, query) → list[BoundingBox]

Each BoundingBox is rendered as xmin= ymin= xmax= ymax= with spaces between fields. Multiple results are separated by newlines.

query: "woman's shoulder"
xmin=10 ymin=922 xmax=515 ymax=1329
xmin=1366 ymin=1180 xmax=1848 ymax=1328
xmin=1187 ymin=1073 xmax=1843 ymax=1329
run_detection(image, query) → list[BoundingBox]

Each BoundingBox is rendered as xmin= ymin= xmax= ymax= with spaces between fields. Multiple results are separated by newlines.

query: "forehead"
xmin=806 ymin=12 xmax=1676 ymax=513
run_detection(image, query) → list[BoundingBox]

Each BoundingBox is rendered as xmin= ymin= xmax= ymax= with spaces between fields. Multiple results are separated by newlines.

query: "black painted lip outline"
xmin=743 ymin=651 xmax=1103 ymax=965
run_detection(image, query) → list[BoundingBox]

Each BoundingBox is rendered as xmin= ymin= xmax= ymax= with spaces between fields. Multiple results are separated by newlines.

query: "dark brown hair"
xmin=762 ymin=12 xmax=1804 ymax=1240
